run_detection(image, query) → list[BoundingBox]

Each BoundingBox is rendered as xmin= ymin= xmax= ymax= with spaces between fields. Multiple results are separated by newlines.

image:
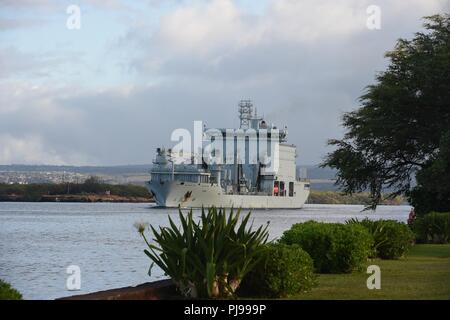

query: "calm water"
xmin=0 ymin=202 xmax=410 ymax=300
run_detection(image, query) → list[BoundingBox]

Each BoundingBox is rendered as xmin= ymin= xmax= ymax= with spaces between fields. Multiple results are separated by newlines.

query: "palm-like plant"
xmin=136 ymin=207 xmax=269 ymax=298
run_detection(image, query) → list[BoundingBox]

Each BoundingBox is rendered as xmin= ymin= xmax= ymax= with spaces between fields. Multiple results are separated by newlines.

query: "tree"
xmin=409 ymin=131 xmax=450 ymax=214
xmin=82 ymin=176 xmax=104 ymax=194
xmin=322 ymin=14 xmax=450 ymax=214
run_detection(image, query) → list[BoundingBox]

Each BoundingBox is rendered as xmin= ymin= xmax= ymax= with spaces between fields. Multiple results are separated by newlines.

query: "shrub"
xmin=413 ymin=212 xmax=450 ymax=244
xmin=137 ymin=207 xmax=269 ymax=298
xmin=347 ymin=218 xmax=414 ymax=259
xmin=280 ymin=221 xmax=373 ymax=273
xmin=238 ymin=243 xmax=316 ymax=298
xmin=0 ymin=280 xmax=22 ymax=300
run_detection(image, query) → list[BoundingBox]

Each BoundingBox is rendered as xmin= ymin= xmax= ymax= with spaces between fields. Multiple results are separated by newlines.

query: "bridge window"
xmin=279 ymin=181 xmax=285 ymax=196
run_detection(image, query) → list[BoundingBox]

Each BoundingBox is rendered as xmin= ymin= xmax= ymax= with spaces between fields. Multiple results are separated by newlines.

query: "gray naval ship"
xmin=147 ymin=100 xmax=310 ymax=208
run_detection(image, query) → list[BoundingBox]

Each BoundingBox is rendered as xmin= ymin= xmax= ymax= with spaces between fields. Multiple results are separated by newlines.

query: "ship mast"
xmin=238 ymin=100 xmax=253 ymax=129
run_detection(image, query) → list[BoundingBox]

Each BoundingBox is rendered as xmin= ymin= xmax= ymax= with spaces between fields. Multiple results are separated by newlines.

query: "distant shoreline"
xmin=0 ymin=190 xmax=407 ymax=206
xmin=307 ymin=190 xmax=408 ymax=206
xmin=0 ymin=180 xmax=407 ymax=205
xmin=0 ymin=180 xmax=153 ymax=203
xmin=0 ymin=193 xmax=154 ymax=203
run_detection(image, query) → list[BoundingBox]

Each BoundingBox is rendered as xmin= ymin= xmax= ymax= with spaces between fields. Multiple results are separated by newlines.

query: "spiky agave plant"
xmin=137 ymin=207 xmax=269 ymax=298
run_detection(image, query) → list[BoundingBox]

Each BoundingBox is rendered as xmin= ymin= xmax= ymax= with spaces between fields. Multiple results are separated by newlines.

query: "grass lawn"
xmin=292 ymin=244 xmax=450 ymax=300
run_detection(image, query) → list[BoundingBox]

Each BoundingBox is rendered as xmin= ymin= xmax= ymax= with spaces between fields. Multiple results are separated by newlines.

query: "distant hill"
xmin=0 ymin=164 xmax=152 ymax=175
xmin=0 ymin=164 xmax=340 ymax=190
xmin=0 ymin=164 xmax=412 ymax=194
xmin=1 ymin=164 xmax=336 ymax=179
xmin=297 ymin=165 xmax=337 ymax=180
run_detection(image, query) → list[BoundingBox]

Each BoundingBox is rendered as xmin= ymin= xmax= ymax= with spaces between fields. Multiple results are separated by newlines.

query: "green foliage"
xmin=280 ymin=221 xmax=373 ymax=273
xmin=106 ymin=184 xmax=151 ymax=198
xmin=138 ymin=207 xmax=269 ymax=298
xmin=238 ymin=243 xmax=316 ymax=298
xmin=0 ymin=280 xmax=22 ymax=300
xmin=413 ymin=212 xmax=450 ymax=244
xmin=409 ymin=132 xmax=450 ymax=215
xmin=321 ymin=14 xmax=450 ymax=211
xmin=0 ymin=176 xmax=151 ymax=201
xmin=308 ymin=190 xmax=406 ymax=205
xmin=347 ymin=218 xmax=414 ymax=259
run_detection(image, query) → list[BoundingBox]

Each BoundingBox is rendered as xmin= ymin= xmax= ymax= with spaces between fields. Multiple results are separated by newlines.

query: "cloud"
xmin=0 ymin=134 xmax=65 ymax=165
xmin=0 ymin=82 xmax=95 ymax=165
xmin=0 ymin=0 xmax=128 ymax=11
xmin=111 ymin=0 xmax=449 ymax=165
xmin=0 ymin=47 xmax=85 ymax=82
xmin=0 ymin=132 xmax=93 ymax=165
xmin=0 ymin=0 xmax=449 ymax=165
xmin=0 ymin=18 xmax=46 ymax=31
xmin=156 ymin=0 xmax=368 ymax=55
xmin=124 ymin=0 xmax=449 ymax=79
xmin=0 ymin=0 xmax=54 ymax=8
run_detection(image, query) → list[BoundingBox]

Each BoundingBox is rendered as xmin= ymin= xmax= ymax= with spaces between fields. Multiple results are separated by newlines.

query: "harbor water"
xmin=0 ymin=202 xmax=410 ymax=299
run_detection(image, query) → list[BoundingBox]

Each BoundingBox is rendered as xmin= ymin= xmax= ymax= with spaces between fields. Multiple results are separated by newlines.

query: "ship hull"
xmin=147 ymin=180 xmax=310 ymax=209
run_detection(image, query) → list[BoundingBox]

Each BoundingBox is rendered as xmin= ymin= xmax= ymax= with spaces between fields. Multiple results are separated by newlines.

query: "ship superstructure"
xmin=147 ymin=100 xmax=310 ymax=208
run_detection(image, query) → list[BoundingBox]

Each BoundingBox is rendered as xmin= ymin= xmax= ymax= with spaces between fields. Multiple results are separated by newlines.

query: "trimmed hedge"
xmin=0 ymin=279 xmax=22 ymax=300
xmin=413 ymin=212 xmax=450 ymax=244
xmin=280 ymin=221 xmax=373 ymax=273
xmin=347 ymin=218 xmax=414 ymax=259
xmin=238 ymin=243 xmax=316 ymax=298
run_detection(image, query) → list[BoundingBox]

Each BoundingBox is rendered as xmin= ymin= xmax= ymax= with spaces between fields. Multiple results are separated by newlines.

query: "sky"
xmin=0 ymin=0 xmax=449 ymax=166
